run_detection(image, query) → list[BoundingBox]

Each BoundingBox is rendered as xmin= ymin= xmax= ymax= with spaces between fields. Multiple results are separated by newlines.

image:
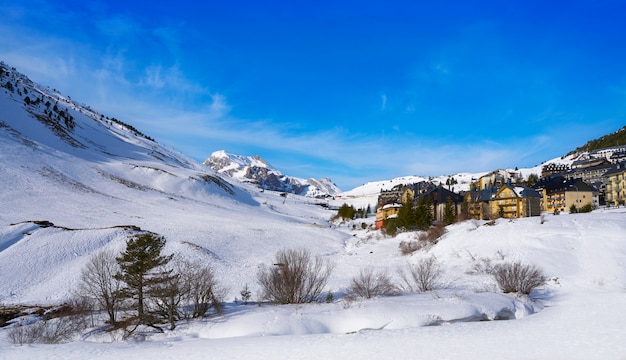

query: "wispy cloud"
xmin=380 ymin=93 xmax=387 ymax=111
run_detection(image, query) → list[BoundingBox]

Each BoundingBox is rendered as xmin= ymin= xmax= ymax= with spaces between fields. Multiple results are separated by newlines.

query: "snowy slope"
xmin=204 ymin=150 xmax=341 ymax=197
xmin=2 ymin=62 xmax=626 ymax=359
xmin=0 ymin=63 xmax=346 ymax=304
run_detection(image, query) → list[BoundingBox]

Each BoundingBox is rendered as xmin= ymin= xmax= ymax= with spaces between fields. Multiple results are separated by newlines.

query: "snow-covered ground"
xmin=2 ymin=64 xmax=626 ymax=359
xmin=2 ymin=209 xmax=625 ymax=359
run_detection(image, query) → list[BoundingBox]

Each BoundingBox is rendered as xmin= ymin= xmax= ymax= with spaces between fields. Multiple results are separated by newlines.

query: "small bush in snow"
xmin=399 ymin=240 xmax=424 ymax=255
xmin=257 ymin=248 xmax=334 ymax=304
xmin=399 ymin=223 xmax=446 ymax=256
xmin=467 ymin=257 xmax=495 ymax=275
xmin=349 ymin=267 xmax=400 ymax=299
xmin=493 ymin=262 xmax=547 ymax=295
xmin=400 ymin=256 xmax=443 ymax=292
xmin=419 ymin=222 xmax=446 ymax=242
xmin=7 ymin=310 xmax=88 ymax=345
xmin=240 ymin=284 xmax=252 ymax=305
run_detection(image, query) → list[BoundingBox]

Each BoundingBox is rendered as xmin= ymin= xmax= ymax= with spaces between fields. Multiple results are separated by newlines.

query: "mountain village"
xmin=369 ymin=146 xmax=626 ymax=230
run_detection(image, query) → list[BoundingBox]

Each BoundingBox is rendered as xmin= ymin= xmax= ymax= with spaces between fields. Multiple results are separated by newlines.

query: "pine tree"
xmin=415 ymin=196 xmax=433 ymax=230
xmin=115 ymin=233 xmax=173 ymax=325
xmin=525 ymin=173 xmax=539 ymax=187
xmin=337 ymin=203 xmax=355 ymax=220
xmin=443 ymin=197 xmax=456 ymax=225
xmin=396 ymin=198 xmax=415 ymax=229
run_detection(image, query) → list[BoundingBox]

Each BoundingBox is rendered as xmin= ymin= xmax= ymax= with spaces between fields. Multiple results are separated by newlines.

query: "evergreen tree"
xmin=525 ymin=173 xmax=539 ymax=187
xmin=461 ymin=198 xmax=470 ymax=220
xmin=383 ymin=218 xmax=398 ymax=236
xmin=415 ymin=196 xmax=433 ymax=230
xmin=396 ymin=198 xmax=415 ymax=230
xmin=115 ymin=233 xmax=173 ymax=325
xmin=337 ymin=203 xmax=355 ymax=220
xmin=443 ymin=197 xmax=456 ymax=225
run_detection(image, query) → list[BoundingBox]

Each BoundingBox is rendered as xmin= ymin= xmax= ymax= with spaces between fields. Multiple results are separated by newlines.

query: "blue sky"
xmin=1 ymin=0 xmax=625 ymax=190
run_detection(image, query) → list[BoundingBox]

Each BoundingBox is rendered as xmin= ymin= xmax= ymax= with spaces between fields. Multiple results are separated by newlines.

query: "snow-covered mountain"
xmin=204 ymin=150 xmax=341 ymax=197
xmin=0 ymin=61 xmax=345 ymax=304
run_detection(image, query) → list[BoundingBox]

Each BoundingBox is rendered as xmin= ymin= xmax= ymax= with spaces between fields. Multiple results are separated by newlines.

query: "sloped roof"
xmin=423 ymin=185 xmax=464 ymax=203
xmin=495 ymin=185 xmax=541 ymax=199
xmin=466 ymin=187 xmax=499 ymax=202
xmin=512 ymin=186 xmax=542 ymax=198
xmin=604 ymin=162 xmax=626 ymax=177
xmin=544 ymin=177 xmax=595 ymax=195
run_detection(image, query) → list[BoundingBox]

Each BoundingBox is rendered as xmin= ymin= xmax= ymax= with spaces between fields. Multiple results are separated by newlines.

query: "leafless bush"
xmin=257 ymin=248 xmax=334 ymax=304
xmin=7 ymin=313 xmax=87 ymax=345
xmin=467 ymin=257 xmax=494 ymax=275
xmin=151 ymin=257 xmax=226 ymax=329
xmin=400 ymin=256 xmax=444 ymax=292
xmin=400 ymin=223 xmax=446 ymax=256
xmin=78 ymin=249 xmax=124 ymax=325
xmin=418 ymin=222 xmax=446 ymax=242
xmin=399 ymin=240 xmax=426 ymax=255
xmin=493 ymin=262 xmax=547 ymax=294
xmin=149 ymin=263 xmax=186 ymax=330
xmin=349 ymin=267 xmax=400 ymax=299
xmin=182 ymin=259 xmax=226 ymax=318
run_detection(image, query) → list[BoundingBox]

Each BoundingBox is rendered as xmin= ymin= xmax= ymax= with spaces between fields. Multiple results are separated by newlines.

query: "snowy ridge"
xmin=204 ymin=150 xmax=341 ymax=197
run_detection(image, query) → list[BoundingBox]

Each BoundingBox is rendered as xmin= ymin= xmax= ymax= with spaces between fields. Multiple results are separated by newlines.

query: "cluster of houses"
xmin=374 ymin=146 xmax=626 ymax=229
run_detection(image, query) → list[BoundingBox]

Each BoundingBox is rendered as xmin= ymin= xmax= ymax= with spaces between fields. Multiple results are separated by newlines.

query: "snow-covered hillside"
xmin=204 ymin=150 xmax=341 ymax=197
xmin=2 ymin=62 xmax=626 ymax=359
xmin=0 ymin=62 xmax=343 ymax=304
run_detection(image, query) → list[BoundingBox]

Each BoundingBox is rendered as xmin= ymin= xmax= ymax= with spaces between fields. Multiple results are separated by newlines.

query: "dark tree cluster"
xmin=387 ymin=197 xmax=434 ymax=233
xmin=335 ymin=203 xmax=369 ymax=220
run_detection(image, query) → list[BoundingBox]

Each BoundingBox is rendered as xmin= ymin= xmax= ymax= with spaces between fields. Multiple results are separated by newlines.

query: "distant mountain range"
xmin=204 ymin=150 xmax=341 ymax=198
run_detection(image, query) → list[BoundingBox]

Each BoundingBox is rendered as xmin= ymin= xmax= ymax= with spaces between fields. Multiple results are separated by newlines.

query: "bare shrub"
xmin=7 ymin=313 xmax=87 ymax=345
xmin=6 ymin=324 xmax=30 ymax=345
xmin=182 ymin=259 xmax=226 ymax=318
xmin=149 ymin=261 xmax=187 ymax=330
xmin=399 ymin=240 xmax=425 ymax=255
xmin=257 ymin=248 xmax=334 ymax=304
xmin=493 ymin=262 xmax=547 ymax=295
xmin=399 ymin=223 xmax=446 ymax=256
xmin=400 ymin=256 xmax=444 ymax=292
xmin=467 ymin=257 xmax=494 ymax=275
xmin=418 ymin=222 xmax=446 ymax=242
xmin=151 ymin=257 xmax=226 ymax=329
xmin=350 ymin=267 xmax=400 ymax=299
xmin=78 ymin=249 xmax=124 ymax=325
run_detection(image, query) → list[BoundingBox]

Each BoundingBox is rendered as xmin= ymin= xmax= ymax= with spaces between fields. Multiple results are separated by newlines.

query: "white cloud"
xmin=142 ymin=65 xmax=165 ymax=88
xmin=380 ymin=93 xmax=387 ymax=111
